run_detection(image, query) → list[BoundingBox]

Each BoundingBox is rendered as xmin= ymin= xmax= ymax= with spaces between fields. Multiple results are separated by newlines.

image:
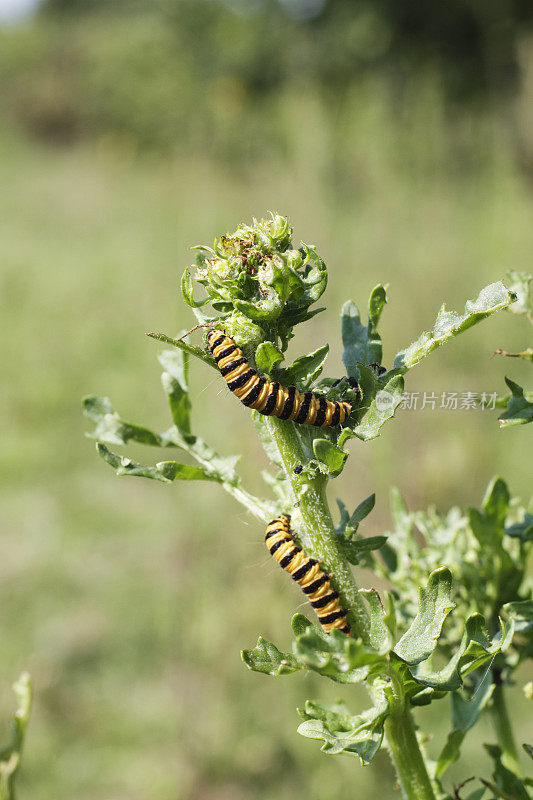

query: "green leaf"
xmin=181 ymin=266 xmax=209 ymax=308
xmin=0 ymin=672 xmax=32 ymax=800
xmin=498 ymin=378 xmax=533 ymax=427
xmin=360 ymin=589 xmax=394 ymax=654
xmin=342 ymin=536 xmax=388 ymax=566
xmin=407 ymin=613 xmax=512 ymax=692
xmin=467 ymin=476 xmax=509 ymax=548
xmin=505 ymin=270 xmax=532 ymax=316
xmin=393 ymin=282 xmax=513 ymax=373
xmin=312 ymin=439 xmax=347 ymax=478
xmin=158 ymin=348 xmax=191 ymax=433
xmin=276 ymin=344 xmax=329 ymax=386
xmin=97 ymin=443 xmax=218 ymax=483
xmin=234 ymin=296 xmax=281 ymax=322
xmin=84 ymin=395 xmax=253 ymax=492
xmin=241 ymin=637 xmax=301 ymax=676
xmin=395 ymin=568 xmax=455 ymax=665
xmin=435 ymin=674 xmax=494 ymax=779
xmin=297 ymin=697 xmax=388 ymax=763
xmin=299 ymin=244 xmax=328 ymax=305
xmin=482 ymin=476 xmax=511 ymax=528
xmin=348 ymin=493 xmax=376 ymax=529
xmin=157 ymin=461 xmax=218 ymax=481
xmin=505 ymin=513 xmax=533 ymax=542
xmin=341 ymin=285 xmax=386 ymax=375
xmin=255 ymin=341 xmax=284 ymax=374
xmin=83 ymin=395 xmax=164 ymax=446
xmin=523 ymin=744 xmax=533 ymax=760
xmin=484 ymin=744 xmax=531 ymax=800
xmin=291 ymin=614 xmax=384 ymax=684
xmin=351 ymin=373 xmax=404 ymax=441
xmin=243 ymin=616 xmax=384 ymax=685
xmin=503 ymin=599 xmax=533 ymax=638
xmin=147 ymin=332 xmax=215 ymax=368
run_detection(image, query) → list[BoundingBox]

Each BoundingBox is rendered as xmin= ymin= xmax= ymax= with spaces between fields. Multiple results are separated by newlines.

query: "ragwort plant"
xmin=84 ymin=214 xmax=532 ymax=800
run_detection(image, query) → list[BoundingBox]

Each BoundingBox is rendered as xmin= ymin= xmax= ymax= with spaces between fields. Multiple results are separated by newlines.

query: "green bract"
xmin=85 ymin=214 xmax=531 ymax=800
xmin=183 ymin=214 xmax=328 ymax=349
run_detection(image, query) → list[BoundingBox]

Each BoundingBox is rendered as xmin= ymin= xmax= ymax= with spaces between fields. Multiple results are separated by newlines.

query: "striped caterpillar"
xmin=207 ymin=329 xmax=352 ymax=427
xmin=265 ymin=514 xmax=351 ymax=635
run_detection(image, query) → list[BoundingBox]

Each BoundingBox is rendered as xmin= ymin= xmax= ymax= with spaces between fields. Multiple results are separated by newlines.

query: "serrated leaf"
xmin=158 ymin=348 xmax=191 ymax=433
xmin=395 ymin=568 xmax=455 ymax=665
xmin=234 ymin=296 xmax=281 ymax=322
xmin=360 ymin=589 xmax=393 ymax=654
xmin=291 ymin=614 xmax=384 ymax=683
xmin=83 ymin=395 xmax=164 ymax=446
xmin=313 ymin=439 xmax=347 ymax=477
xmin=156 ymin=461 xmax=217 ymax=481
xmin=97 ymin=443 xmax=218 ymax=483
xmin=241 ymin=637 xmax=301 ymax=676
xmin=499 ymin=378 xmax=533 ymax=427
xmin=407 ymin=613 xmax=510 ymax=692
xmin=341 ymin=285 xmax=386 ymax=376
xmin=435 ymin=674 xmax=494 ymax=779
xmin=351 ymin=373 xmax=405 ymax=441
xmin=0 ymin=672 xmax=32 ymax=800
xmin=297 ymin=697 xmax=388 ymax=762
xmin=255 ymin=341 xmax=284 ymax=374
xmin=393 ymin=282 xmax=512 ymax=372
xmin=276 ymin=344 xmax=329 ymax=386
xmin=293 ymin=244 xmax=328 ymax=309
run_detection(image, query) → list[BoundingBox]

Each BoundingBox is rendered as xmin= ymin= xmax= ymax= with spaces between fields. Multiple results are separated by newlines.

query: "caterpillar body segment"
xmin=265 ymin=514 xmax=351 ymax=635
xmin=207 ymin=329 xmax=352 ymax=427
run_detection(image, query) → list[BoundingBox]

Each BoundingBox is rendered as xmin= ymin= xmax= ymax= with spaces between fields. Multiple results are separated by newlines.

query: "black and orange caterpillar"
xmin=207 ymin=329 xmax=352 ymax=427
xmin=265 ymin=514 xmax=351 ymax=635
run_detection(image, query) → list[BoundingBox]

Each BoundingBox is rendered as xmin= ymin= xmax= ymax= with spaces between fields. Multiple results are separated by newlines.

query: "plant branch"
xmin=264 ymin=416 xmax=371 ymax=643
xmin=490 ymin=671 xmax=523 ymax=778
xmin=384 ymin=707 xmax=437 ymax=800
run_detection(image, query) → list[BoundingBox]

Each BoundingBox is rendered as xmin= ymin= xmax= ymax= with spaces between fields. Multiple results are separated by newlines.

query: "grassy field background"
xmin=0 ymin=7 xmax=532 ymax=798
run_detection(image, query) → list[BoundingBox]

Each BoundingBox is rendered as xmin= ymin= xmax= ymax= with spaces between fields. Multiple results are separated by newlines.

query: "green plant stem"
xmin=491 ymin=673 xmax=523 ymax=778
xmin=264 ymin=416 xmax=371 ymax=642
xmin=264 ymin=416 xmax=438 ymax=800
xmin=384 ymin=708 xmax=437 ymax=800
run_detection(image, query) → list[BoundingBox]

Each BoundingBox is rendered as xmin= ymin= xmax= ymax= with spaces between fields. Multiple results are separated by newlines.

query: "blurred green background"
xmin=0 ymin=1 xmax=532 ymax=797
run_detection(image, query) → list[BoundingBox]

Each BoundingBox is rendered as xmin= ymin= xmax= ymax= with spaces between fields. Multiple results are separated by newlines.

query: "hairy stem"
xmin=264 ymin=416 xmax=371 ymax=643
xmin=384 ymin=708 xmax=437 ymax=800
xmin=264 ymin=416 xmax=438 ymax=799
xmin=491 ymin=671 xmax=523 ymax=778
